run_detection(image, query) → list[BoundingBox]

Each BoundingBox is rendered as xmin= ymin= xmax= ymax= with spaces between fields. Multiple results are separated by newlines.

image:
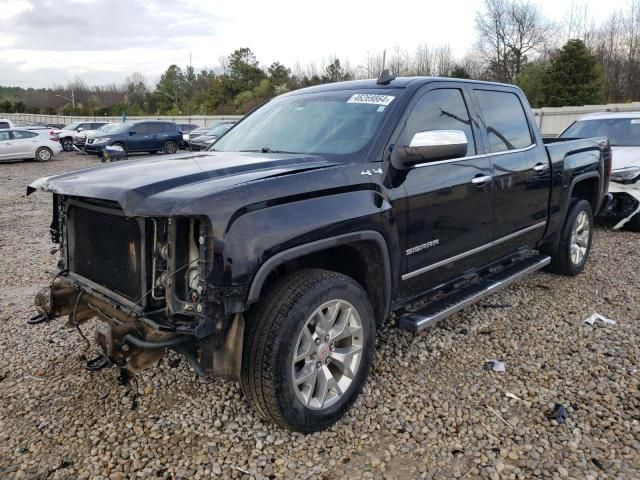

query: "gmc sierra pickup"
xmin=27 ymin=74 xmax=611 ymax=432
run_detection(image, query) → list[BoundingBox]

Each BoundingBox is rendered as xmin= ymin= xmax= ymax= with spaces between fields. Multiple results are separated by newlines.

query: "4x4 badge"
xmin=360 ymin=168 xmax=383 ymax=176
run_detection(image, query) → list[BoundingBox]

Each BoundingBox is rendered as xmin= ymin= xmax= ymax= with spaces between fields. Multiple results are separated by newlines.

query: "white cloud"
xmin=0 ymin=0 xmax=633 ymax=88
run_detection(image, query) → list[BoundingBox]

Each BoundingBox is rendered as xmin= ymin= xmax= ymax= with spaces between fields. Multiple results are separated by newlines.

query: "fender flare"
xmin=246 ymin=230 xmax=392 ymax=315
xmin=563 ymin=172 xmax=601 ymax=220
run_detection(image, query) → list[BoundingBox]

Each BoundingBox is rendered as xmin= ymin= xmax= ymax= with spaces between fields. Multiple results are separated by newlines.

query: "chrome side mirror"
xmin=391 ymin=130 xmax=468 ymax=168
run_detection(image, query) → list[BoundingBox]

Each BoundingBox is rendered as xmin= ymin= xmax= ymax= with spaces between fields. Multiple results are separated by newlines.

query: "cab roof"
xmin=280 ymin=76 xmax=518 ymax=97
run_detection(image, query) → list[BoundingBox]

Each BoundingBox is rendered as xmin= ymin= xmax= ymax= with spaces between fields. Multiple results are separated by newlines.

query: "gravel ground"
xmin=0 ymin=151 xmax=639 ymax=479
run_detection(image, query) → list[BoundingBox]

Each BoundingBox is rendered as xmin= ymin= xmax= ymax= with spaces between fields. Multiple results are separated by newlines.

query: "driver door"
xmin=394 ymin=85 xmax=495 ymax=300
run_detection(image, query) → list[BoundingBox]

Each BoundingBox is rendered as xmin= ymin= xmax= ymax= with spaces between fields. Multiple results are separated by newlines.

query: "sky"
xmin=0 ymin=0 xmax=632 ymax=88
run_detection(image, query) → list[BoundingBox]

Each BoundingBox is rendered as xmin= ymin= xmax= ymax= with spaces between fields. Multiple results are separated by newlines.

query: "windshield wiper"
xmin=239 ymin=147 xmax=301 ymax=154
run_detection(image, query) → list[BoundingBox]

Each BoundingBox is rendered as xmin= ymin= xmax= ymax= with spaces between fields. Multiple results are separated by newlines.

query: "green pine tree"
xmin=542 ymin=40 xmax=603 ymax=107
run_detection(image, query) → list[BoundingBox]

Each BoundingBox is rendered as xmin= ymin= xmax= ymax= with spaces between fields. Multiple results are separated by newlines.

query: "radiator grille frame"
xmin=65 ymin=200 xmax=149 ymax=307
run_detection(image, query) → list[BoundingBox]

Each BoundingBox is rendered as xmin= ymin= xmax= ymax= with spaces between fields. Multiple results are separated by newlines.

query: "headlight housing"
xmin=183 ymin=133 xmax=190 ymax=141
xmin=93 ymin=137 xmax=110 ymax=145
xmin=610 ymin=166 xmax=640 ymax=184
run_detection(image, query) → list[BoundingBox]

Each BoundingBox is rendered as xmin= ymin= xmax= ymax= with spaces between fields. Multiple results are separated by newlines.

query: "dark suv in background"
xmin=85 ymin=120 xmax=182 ymax=156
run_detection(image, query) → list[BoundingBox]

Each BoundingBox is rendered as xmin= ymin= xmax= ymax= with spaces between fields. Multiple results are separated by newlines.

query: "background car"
xmin=559 ymin=111 xmax=640 ymax=230
xmin=178 ymin=123 xmax=200 ymax=149
xmin=0 ymin=118 xmax=15 ymax=129
xmin=0 ymin=128 xmax=62 ymax=162
xmin=55 ymin=121 xmax=108 ymax=151
xmin=187 ymin=121 xmax=236 ymax=141
xmin=73 ymin=123 xmax=119 ymax=150
xmin=190 ymin=123 xmax=234 ymax=150
xmin=84 ymin=120 xmax=182 ymax=156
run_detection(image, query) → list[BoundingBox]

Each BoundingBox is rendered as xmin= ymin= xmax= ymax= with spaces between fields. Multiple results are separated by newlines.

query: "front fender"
xmin=209 ymin=188 xmax=398 ymax=312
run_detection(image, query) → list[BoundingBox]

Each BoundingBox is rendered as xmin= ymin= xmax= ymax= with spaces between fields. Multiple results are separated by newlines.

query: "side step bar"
xmin=398 ymin=255 xmax=551 ymax=333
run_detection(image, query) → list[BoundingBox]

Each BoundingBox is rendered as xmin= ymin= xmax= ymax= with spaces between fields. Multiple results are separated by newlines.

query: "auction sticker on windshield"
xmin=347 ymin=94 xmax=395 ymax=106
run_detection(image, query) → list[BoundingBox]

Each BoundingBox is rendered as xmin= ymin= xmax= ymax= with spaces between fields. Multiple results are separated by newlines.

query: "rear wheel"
xmin=35 ymin=147 xmax=53 ymax=162
xmin=240 ymin=269 xmax=376 ymax=432
xmin=547 ymin=199 xmax=593 ymax=276
xmin=61 ymin=137 xmax=73 ymax=152
xmin=163 ymin=141 xmax=178 ymax=154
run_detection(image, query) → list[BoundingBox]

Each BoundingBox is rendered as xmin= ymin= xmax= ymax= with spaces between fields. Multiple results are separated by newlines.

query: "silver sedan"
xmin=0 ymin=128 xmax=63 ymax=162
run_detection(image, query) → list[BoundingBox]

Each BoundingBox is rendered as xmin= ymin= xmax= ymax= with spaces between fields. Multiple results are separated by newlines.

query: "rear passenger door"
xmin=395 ymin=85 xmax=495 ymax=299
xmin=149 ymin=123 xmax=170 ymax=149
xmin=11 ymin=130 xmax=39 ymax=156
xmin=473 ymin=89 xmax=549 ymax=256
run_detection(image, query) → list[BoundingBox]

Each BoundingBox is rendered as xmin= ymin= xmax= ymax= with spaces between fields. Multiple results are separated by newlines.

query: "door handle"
xmin=533 ymin=163 xmax=548 ymax=172
xmin=471 ymin=175 xmax=492 ymax=185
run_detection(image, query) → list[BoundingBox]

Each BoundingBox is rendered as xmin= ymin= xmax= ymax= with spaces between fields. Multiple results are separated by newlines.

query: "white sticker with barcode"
xmin=347 ymin=94 xmax=395 ymax=106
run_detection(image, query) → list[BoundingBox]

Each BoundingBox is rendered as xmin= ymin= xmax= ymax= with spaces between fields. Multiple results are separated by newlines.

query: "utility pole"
xmin=188 ymin=52 xmax=193 ymax=125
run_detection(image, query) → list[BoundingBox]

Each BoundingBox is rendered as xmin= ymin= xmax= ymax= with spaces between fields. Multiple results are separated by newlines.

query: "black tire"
xmin=240 ymin=268 xmax=376 ymax=432
xmin=163 ymin=141 xmax=178 ymax=154
xmin=547 ymin=199 xmax=594 ymax=276
xmin=35 ymin=147 xmax=53 ymax=162
xmin=624 ymin=212 xmax=640 ymax=232
xmin=61 ymin=137 xmax=73 ymax=152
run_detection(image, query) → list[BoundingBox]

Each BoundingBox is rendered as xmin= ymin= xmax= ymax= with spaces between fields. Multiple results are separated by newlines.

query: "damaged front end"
xmin=31 ymin=194 xmax=244 ymax=379
xmin=606 ymin=166 xmax=640 ymax=229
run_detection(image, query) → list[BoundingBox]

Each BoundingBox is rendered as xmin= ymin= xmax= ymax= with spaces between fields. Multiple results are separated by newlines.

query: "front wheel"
xmin=163 ymin=141 xmax=178 ymax=154
xmin=547 ymin=199 xmax=594 ymax=276
xmin=240 ymin=269 xmax=376 ymax=432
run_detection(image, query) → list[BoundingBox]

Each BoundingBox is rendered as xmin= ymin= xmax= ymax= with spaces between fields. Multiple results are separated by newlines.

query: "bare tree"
xmin=475 ymin=0 xmax=554 ymax=82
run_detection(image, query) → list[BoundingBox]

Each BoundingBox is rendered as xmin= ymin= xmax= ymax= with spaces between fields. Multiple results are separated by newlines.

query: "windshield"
xmin=63 ymin=122 xmax=80 ymax=130
xmin=207 ymin=124 xmax=233 ymax=136
xmin=560 ymin=118 xmax=640 ymax=146
xmin=106 ymin=123 xmax=134 ymax=134
xmin=212 ymin=90 xmax=400 ymax=158
xmin=97 ymin=123 xmax=118 ymax=133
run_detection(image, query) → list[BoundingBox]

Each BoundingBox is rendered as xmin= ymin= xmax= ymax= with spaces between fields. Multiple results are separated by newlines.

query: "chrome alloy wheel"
xmin=291 ymin=299 xmax=364 ymax=410
xmin=570 ymin=210 xmax=590 ymax=265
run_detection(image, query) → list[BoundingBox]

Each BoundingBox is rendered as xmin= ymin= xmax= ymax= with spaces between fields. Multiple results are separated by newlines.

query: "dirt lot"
xmin=0 ymin=151 xmax=639 ymax=479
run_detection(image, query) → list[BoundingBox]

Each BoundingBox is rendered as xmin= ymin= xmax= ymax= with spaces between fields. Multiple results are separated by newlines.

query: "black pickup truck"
xmin=28 ymin=74 xmax=611 ymax=432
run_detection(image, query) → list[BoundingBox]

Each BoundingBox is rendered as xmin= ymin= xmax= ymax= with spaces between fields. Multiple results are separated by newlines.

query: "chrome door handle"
xmin=471 ymin=175 xmax=492 ymax=185
xmin=533 ymin=163 xmax=548 ymax=172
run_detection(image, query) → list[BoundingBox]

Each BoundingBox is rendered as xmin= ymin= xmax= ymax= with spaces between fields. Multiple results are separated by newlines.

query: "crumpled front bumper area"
xmin=607 ymin=182 xmax=640 ymax=229
xmin=31 ymin=273 xmax=244 ymax=380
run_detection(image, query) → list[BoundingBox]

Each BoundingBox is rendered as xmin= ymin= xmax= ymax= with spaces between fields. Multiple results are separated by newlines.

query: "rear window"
xmin=560 ymin=118 xmax=640 ymax=146
xmin=475 ymin=90 xmax=533 ymax=153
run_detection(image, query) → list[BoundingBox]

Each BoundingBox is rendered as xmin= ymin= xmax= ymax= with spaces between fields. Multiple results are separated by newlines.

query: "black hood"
xmin=28 ymin=151 xmax=341 ymax=216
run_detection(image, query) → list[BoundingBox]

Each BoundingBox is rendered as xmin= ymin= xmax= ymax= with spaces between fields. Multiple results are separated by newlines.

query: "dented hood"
xmin=28 ymin=151 xmax=339 ymax=215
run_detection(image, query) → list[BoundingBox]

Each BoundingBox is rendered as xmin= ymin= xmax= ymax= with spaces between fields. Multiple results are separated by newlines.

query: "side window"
xmin=475 ymin=90 xmax=533 ymax=153
xmin=0 ymin=131 xmax=10 ymax=141
xmin=0 ymin=122 xmax=10 ymax=129
xmin=399 ymin=88 xmax=476 ymax=156
xmin=134 ymin=124 xmax=149 ymax=135
xmin=150 ymin=123 xmax=167 ymax=134
xmin=12 ymin=130 xmax=38 ymax=139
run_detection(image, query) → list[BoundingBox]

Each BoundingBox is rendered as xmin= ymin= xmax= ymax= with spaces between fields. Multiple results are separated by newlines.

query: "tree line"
xmin=3 ymin=0 xmax=640 ymax=115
